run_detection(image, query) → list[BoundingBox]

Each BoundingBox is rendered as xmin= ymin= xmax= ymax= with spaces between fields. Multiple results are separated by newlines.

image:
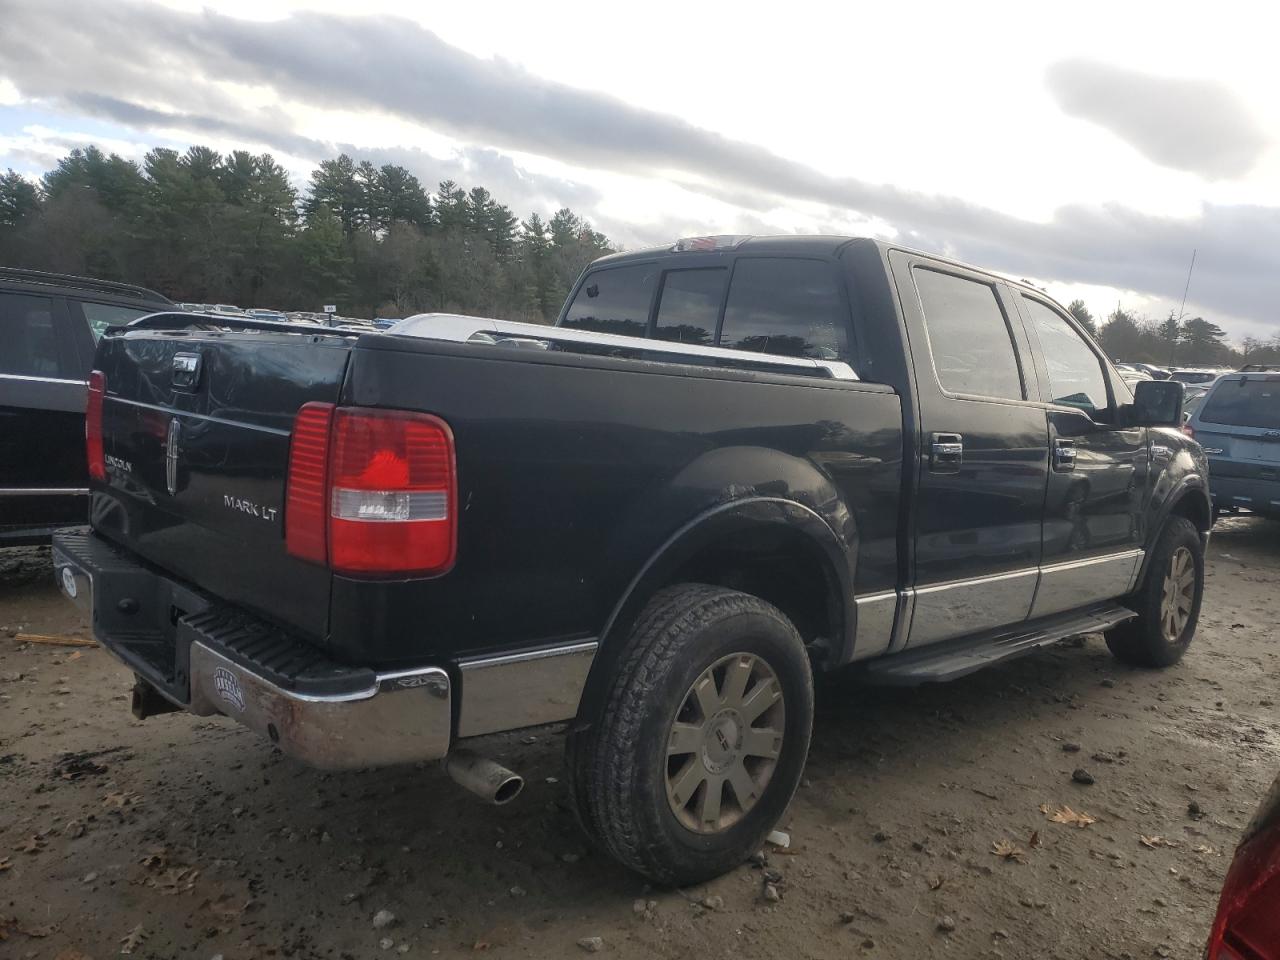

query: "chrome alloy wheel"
xmin=1160 ymin=546 xmax=1196 ymax=643
xmin=664 ymin=652 xmax=786 ymax=834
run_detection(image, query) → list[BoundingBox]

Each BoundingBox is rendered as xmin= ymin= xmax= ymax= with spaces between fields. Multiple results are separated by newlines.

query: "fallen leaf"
xmin=104 ymin=791 xmax=142 ymax=809
xmin=991 ymin=839 xmax=1027 ymax=863
xmin=0 ymin=857 xmax=11 ymax=871
xmin=139 ymin=847 xmax=169 ymax=870
xmin=1029 ymin=830 xmax=1042 ymax=848
xmin=1048 ymin=805 xmax=1097 ymax=828
xmin=120 ymin=923 xmax=146 ymax=955
xmin=1194 ymin=844 xmax=1217 ymax=856
xmin=1139 ymin=835 xmax=1180 ymax=849
xmin=65 ymin=651 xmax=84 ymax=663
xmin=1038 ymin=802 xmax=1050 ymax=814
xmin=202 ymin=890 xmax=251 ymax=919
xmin=151 ymin=866 xmax=200 ymax=896
xmin=13 ymin=836 xmax=45 ymax=854
xmin=927 ymin=876 xmax=944 ymax=890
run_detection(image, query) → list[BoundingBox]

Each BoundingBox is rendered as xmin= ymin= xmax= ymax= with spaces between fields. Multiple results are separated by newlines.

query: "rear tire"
xmin=1106 ymin=516 xmax=1203 ymax=667
xmin=569 ymin=584 xmax=813 ymax=885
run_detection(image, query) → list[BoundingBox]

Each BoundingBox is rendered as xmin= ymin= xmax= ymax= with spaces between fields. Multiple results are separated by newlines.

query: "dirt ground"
xmin=1 ymin=517 xmax=1277 ymax=960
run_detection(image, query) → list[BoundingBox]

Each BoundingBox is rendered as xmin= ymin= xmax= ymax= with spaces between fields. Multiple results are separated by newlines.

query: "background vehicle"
xmin=52 ymin=236 xmax=1209 ymax=884
xmin=1206 ymin=771 xmax=1280 ymax=959
xmin=1186 ymin=370 xmax=1280 ymax=520
xmin=0 ymin=267 xmax=170 ymax=545
xmin=244 ymin=308 xmax=288 ymax=322
xmin=1170 ymin=368 xmax=1221 ymax=386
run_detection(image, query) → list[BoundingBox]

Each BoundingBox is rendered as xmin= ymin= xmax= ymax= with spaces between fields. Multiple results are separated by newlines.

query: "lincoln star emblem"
xmin=165 ymin=418 xmax=181 ymax=496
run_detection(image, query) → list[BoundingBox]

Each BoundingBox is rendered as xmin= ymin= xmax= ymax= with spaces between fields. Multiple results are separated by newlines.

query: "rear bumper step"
xmin=864 ymin=602 xmax=1136 ymax=685
xmin=52 ymin=530 xmax=452 ymax=770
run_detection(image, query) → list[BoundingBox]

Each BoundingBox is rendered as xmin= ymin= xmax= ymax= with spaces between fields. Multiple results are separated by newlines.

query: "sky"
xmin=1 ymin=0 xmax=1278 ymax=342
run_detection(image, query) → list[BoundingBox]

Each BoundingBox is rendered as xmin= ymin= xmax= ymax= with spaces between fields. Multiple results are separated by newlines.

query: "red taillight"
xmin=86 ymin=370 xmax=106 ymax=481
xmin=1183 ymin=424 xmax=1195 ymax=440
xmin=284 ymin=405 xmax=457 ymax=577
xmin=285 ymin=402 xmax=334 ymax=566
xmin=1207 ymin=819 xmax=1280 ymax=960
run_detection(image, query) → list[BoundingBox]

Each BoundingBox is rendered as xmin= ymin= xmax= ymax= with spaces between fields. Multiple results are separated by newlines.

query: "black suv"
xmin=0 ymin=267 xmax=171 ymax=544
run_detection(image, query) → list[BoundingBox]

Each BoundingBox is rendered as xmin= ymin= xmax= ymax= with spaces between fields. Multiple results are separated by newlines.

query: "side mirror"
xmin=1125 ymin=379 xmax=1184 ymax=427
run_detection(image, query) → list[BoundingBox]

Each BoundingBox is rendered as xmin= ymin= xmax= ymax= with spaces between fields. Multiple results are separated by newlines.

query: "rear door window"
xmin=913 ymin=268 xmax=1024 ymax=401
xmin=76 ymin=301 xmax=153 ymax=341
xmin=0 ymin=292 xmax=62 ymax=378
xmin=1200 ymin=378 xmax=1280 ymax=429
xmin=561 ymin=264 xmax=657 ymax=337
xmin=719 ymin=258 xmax=849 ymax=360
xmin=653 ymin=268 xmax=725 ymax=345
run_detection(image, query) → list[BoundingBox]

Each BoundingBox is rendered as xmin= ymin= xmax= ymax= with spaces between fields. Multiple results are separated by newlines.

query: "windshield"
xmin=1200 ymin=378 xmax=1280 ymax=429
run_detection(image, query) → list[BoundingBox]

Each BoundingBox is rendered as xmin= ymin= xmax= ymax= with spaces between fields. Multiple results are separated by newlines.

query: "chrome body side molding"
xmin=850 ymin=590 xmax=898 ymax=660
xmin=456 ymin=640 xmax=598 ymax=738
xmin=907 ymin=568 xmax=1039 ymax=648
xmin=853 ymin=549 xmax=1147 ymax=655
xmin=1030 ymin=550 xmax=1144 ymax=620
xmin=0 ymin=487 xmax=89 ymax=496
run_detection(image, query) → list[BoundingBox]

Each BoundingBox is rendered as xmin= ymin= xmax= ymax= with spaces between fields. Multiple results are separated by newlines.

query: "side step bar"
xmin=864 ymin=602 xmax=1136 ymax=685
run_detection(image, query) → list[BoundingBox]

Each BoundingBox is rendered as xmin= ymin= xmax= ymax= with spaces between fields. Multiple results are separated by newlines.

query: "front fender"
xmin=1136 ymin=429 xmax=1211 ymax=587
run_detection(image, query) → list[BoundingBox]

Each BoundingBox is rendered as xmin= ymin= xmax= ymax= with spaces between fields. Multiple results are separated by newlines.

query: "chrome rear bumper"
xmin=52 ymin=531 xmax=452 ymax=770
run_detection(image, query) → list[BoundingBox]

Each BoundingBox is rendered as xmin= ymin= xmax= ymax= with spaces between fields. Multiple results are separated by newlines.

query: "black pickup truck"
xmin=52 ymin=235 xmax=1209 ymax=884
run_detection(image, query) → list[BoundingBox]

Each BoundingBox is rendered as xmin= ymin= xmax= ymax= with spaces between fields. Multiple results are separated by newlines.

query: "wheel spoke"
xmin=667 ymin=722 xmax=702 ymax=757
xmin=740 ymin=677 xmax=781 ymax=723
xmin=668 ymin=758 xmax=704 ymax=809
xmin=720 ymin=656 xmax=752 ymax=710
xmin=726 ymin=763 xmax=758 ymax=809
xmin=741 ymin=725 xmax=783 ymax=760
xmin=697 ymin=776 xmax=724 ymax=826
xmin=692 ymin=674 xmax=720 ymax=720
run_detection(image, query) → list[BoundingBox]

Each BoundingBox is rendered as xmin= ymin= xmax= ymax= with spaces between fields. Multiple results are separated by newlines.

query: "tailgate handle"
xmin=172 ymin=352 xmax=202 ymax=390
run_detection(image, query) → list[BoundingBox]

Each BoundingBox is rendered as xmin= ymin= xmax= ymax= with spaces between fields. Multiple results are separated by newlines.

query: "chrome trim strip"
xmin=0 ymin=487 xmax=89 ymax=496
xmin=391 ymin=313 xmax=859 ymax=381
xmin=106 ymin=396 xmax=292 ymax=436
xmin=908 ymin=567 xmax=1039 ymax=647
xmin=0 ymin=373 xmax=84 ymax=385
xmin=1031 ymin=550 xmax=1144 ymax=620
xmin=851 ymin=590 xmax=898 ymax=660
xmin=457 ymin=640 xmax=598 ymax=738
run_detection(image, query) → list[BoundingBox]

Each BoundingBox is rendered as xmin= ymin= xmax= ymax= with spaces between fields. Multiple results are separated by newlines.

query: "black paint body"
xmin=83 ymin=238 xmax=1210 ymax=682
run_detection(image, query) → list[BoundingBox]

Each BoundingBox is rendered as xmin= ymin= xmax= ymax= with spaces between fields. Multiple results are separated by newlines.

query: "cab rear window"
xmin=561 ymin=264 xmax=656 ymax=337
xmin=1200 ymin=378 xmax=1280 ymax=429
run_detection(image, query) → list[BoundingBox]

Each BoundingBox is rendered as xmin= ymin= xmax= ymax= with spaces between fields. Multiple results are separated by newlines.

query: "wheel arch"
xmin=573 ymin=497 xmax=853 ymax=729
xmin=1135 ymin=478 xmax=1212 ymax=589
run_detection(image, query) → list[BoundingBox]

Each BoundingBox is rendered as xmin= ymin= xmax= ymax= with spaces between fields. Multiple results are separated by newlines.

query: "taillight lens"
xmin=1183 ymin=424 xmax=1195 ymax=440
xmin=1207 ymin=819 xmax=1280 ymax=959
xmin=285 ymin=402 xmax=334 ymax=566
xmin=284 ymin=405 xmax=457 ymax=577
xmin=86 ymin=370 xmax=106 ymax=481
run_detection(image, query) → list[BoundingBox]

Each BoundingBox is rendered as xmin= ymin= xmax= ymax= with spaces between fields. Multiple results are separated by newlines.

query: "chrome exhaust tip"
xmin=444 ymin=748 xmax=524 ymax=805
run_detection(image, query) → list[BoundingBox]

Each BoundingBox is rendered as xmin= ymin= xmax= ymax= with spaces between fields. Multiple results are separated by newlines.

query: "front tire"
xmin=570 ymin=584 xmax=813 ymax=885
xmin=1106 ymin=516 xmax=1204 ymax=667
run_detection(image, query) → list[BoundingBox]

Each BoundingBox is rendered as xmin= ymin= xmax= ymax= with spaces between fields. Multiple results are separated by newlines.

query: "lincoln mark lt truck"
xmin=52 ymin=235 xmax=1209 ymax=884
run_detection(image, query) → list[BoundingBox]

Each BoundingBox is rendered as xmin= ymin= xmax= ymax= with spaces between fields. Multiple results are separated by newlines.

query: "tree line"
xmin=2 ymin=143 xmax=1278 ymax=364
xmin=0 ymin=145 xmax=614 ymax=322
xmin=1066 ymin=300 xmax=1280 ymax=369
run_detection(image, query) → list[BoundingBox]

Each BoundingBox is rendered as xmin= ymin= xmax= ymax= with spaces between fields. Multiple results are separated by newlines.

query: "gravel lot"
xmin=1 ymin=516 xmax=1277 ymax=959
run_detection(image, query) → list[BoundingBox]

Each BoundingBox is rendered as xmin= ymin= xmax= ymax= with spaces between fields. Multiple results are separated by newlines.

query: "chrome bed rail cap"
xmin=386 ymin=313 xmax=858 ymax=381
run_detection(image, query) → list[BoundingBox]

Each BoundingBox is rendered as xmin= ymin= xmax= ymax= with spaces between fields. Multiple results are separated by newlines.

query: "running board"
xmin=864 ymin=602 xmax=1136 ymax=685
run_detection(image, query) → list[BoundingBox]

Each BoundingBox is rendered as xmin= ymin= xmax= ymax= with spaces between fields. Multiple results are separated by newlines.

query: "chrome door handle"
xmin=930 ymin=433 xmax=963 ymax=472
xmin=1151 ymin=444 xmax=1172 ymax=463
xmin=1053 ymin=438 xmax=1077 ymax=472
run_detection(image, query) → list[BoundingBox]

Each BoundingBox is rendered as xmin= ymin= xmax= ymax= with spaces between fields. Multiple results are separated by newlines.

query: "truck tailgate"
xmin=92 ymin=327 xmax=353 ymax=643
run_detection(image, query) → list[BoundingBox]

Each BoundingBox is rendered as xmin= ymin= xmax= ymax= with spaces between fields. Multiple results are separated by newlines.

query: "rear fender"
xmin=574 ymin=496 xmax=852 ymax=728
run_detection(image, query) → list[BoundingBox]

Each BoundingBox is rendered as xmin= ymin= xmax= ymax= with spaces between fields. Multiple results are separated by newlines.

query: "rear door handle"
xmin=1053 ymin=438 xmax=1077 ymax=472
xmin=930 ymin=433 xmax=963 ymax=472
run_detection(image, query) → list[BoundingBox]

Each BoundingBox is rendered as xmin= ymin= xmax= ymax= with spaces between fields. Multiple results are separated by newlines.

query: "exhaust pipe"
xmin=444 ymin=749 xmax=524 ymax=805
